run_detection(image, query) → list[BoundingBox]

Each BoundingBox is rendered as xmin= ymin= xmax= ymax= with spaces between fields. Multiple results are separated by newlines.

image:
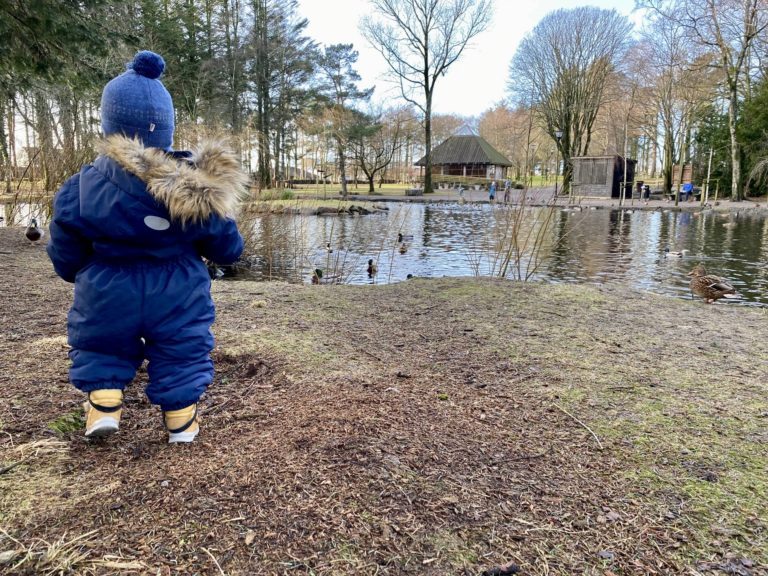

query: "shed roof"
xmin=415 ymin=135 xmax=512 ymax=167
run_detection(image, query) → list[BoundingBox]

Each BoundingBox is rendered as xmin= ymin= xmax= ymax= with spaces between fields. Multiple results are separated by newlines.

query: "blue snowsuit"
xmin=47 ymin=135 xmax=246 ymax=410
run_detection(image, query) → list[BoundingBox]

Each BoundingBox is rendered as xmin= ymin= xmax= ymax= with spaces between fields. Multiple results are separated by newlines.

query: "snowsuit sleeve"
xmin=47 ymin=175 xmax=93 ymax=283
xmin=196 ymin=215 xmax=244 ymax=265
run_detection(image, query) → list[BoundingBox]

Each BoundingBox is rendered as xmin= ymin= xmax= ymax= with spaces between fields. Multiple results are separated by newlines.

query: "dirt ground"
xmin=0 ymin=226 xmax=766 ymax=575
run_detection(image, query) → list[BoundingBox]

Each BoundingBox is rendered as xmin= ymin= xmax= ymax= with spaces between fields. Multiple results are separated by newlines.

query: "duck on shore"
xmin=25 ymin=219 xmax=43 ymax=243
xmin=367 ymin=259 xmax=378 ymax=277
xmin=687 ymin=264 xmax=738 ymax=303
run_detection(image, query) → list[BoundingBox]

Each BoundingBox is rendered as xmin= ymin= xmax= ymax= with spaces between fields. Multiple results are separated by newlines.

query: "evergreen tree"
xmin=316 ymin=43 xmax=372 ymax=196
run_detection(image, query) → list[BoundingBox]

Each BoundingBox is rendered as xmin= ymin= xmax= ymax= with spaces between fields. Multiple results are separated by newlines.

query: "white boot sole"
xmin=85 ymin=417 xmax=119 ymax=438
xmin=168 ymin=429 xmax=199 ymax=444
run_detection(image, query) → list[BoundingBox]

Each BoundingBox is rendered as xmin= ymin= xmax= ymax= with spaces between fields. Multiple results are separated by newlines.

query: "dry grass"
xmin=0 ymin=227 xmax=766 ymax=575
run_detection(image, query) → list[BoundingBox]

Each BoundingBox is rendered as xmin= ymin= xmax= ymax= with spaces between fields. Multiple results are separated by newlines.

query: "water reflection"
xmin=4 ymin=200 xmax=766 ymax=306
xmin=245 ymin=203 xmax=768 ymax=306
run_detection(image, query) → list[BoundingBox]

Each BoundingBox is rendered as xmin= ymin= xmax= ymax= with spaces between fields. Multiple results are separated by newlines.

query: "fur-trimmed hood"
xmin=98 ymin=135 xmax=249 ymax=225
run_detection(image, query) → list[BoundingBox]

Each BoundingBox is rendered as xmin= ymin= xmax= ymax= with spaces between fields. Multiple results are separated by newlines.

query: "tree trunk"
xmin=663 ymin=123 xmax=674 ymax=199
xmin=650 ymin=117 xmax=658 ymax=179
xmin=424 ymin=91 xmax=433 ymax=193
xmin=728 ymin=86 xmax=742 ymax=201
xmin=338 ymin=140 xmax=347 ymax=196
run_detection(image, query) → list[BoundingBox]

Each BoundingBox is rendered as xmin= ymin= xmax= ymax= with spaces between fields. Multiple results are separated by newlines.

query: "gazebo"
xmin=415 ymin=126 xmax=512 ymax=180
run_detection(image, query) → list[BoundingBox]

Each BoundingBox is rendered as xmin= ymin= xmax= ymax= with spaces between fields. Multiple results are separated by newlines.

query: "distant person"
xmin=503 ymin=179 xmax=511 ymax=203
xmin=682 ymin=181 xmax=693 ymax=202
xmin=47 ymin=51 xmax=247 ymax=443
xmin=489 ymin=180 xmax=497 ymax=203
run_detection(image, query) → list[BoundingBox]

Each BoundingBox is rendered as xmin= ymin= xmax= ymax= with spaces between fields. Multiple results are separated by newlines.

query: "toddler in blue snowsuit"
xmin=47 ymin=51 xmax=247 ymax=443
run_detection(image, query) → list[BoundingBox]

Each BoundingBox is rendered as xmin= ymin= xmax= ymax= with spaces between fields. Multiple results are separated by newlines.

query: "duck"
xmin=207 ymin=263 xmax=225 ymax=280
xmin=25 ymin=219 xmax=44 ymax=243
xmin=397 ymin=232 xmax=414 ymax=243
xmin=687 ymin=264 xmax=738 ymax=303
xmin=398 ymin=243 xmax=408 ymax=254
xmin=664 ymin=248 xmax=689 ymax=258
xmin=325 ymin=242 xmax=333 ymax=253
xmin=366 ymin=259 xmax=378 ymax=277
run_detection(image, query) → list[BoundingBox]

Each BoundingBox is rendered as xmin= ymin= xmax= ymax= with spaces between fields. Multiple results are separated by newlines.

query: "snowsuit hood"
xmin=47 ymin=135 xmax=247 ymax=282
xmin=99 ymin=135 xmax=249 ymax=226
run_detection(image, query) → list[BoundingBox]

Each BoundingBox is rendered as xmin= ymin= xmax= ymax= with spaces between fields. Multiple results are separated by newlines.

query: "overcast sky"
xmin=297 ymin=0 xmax=641 ymax=117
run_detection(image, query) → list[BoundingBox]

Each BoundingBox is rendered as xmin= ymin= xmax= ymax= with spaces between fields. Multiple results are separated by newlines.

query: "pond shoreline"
xmin=297 ymin=188 xmax=767 ymax=213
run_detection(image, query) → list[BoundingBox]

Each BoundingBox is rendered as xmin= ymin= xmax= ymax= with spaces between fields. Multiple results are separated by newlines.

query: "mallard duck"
xmin=687 ymin=264 xmax=738 ymax=303
xmin=367 ymin=259 xmax=378 ymax=277
xmin=25 ymin=219 xmax=43 ymax=243
xmin=664 ymin=248 xmax=689 ymax=258
xmin=398 ymin=243 xmax=408 ymax=254
xmin=397 ymin=232 xmax=413 ymax=243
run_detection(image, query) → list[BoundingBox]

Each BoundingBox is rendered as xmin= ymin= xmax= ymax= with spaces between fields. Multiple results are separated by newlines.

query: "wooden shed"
xmin=571 ymin=156 xmax=637 ymax=198
xmin=415 ymin=128 xmax=512 ymax=181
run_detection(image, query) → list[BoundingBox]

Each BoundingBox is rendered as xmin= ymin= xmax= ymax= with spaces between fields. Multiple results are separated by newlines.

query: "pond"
xmin=243 ymin=202 xmax=768 ymax=307
xmin=4 ymin=200 xmax=767 ymax=306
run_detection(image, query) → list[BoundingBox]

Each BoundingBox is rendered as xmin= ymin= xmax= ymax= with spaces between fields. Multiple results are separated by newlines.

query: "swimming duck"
xmin=25 ymin=219 xmax=43 ymax=243
xmin=367 ymin=259 xmax=378 ymax=277
xmin=687 ymin=264 xmax=738 ymax=303
xmin=664 ymin=248 xmax=689 ymax=258
xmin=397 ymin=233 xmax=414 ymax=243
xmin=398 ymin=243 xmax=408 ymax=254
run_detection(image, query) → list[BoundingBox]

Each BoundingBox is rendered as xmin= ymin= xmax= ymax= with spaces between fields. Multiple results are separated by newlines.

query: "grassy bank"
xmin=0 ymin=227 xmax=765 ymax=575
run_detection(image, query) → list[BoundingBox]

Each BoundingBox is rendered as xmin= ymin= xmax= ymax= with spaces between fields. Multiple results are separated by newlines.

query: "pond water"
xmin=4 ymin=200 xmax=767 ymax=306
xmin=244 ymin=202 xmax=768 ymax=307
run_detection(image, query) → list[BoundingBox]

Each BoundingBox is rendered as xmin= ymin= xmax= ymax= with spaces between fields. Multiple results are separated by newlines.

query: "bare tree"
xmin=361 ymin=0 xmax=492 ymax=194
xmin=479 ymin=104 xmax=545 ymax=182
xmin=350 ymin=107 xmax=406 ymax=193
xmin=641 ymin=0 xmax=768 ymax=200
xmin=508 ymin=7 xmax=633 ymax=194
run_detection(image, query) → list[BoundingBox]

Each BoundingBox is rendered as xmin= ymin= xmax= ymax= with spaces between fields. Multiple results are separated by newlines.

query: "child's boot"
xmin=83 ymin=389 xmax=123 ymax=438
xmin=164 ymin=404 xmax=199 ymax=444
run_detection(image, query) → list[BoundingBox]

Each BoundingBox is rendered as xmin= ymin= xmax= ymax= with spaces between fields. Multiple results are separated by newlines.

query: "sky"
xmin=297 ymin=0 xmax=641 ymax=117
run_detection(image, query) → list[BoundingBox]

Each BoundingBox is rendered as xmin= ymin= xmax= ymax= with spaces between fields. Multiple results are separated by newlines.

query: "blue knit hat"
xmin=101 ymin=51 xmax=175 ymax=150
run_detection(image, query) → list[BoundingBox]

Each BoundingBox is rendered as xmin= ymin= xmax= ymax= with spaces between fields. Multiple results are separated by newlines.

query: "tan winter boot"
xmin=83 ymin=389 xmax=123 ymax=438
xmin=164 ymin=404 xmax=199 ymax=444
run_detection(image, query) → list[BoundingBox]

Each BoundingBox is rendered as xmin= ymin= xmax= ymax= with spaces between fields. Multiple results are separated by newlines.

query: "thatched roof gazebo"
xmin=415 ymin=126 xmax=512 ymax=180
